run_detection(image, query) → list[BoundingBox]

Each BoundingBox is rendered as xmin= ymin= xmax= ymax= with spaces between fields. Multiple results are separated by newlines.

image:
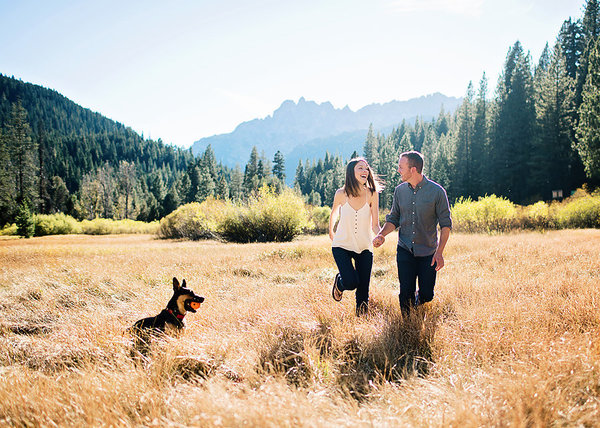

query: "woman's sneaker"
xmin=332 ymin=274 xmax=343 ymax=301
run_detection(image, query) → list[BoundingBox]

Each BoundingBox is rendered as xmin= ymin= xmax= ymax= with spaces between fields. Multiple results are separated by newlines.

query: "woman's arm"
xmin=370 ymin=191 xmax=380 ymax=235
xmin=329 ymin=189 xmax=344 ymax=240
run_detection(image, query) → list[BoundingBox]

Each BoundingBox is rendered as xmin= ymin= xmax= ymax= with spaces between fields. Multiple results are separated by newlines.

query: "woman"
xmin=329 ymin=157 xmax=383 ymax=315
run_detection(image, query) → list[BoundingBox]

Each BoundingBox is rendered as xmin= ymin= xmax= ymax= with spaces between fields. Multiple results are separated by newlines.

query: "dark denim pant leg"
xmin=416 ymin=253 xmax=436 ymax=304
xmin=332 ymin=247 xmax=359 ymax=291
xmin=354 ymin=250 xmax=373 ymax=314
xmin=396 ymin=246 xmax=418 ymax=313
xmin=396 ymin=246 xmax=437 ymax=313
xmin=332 ymin=247 xmax=372 ymax=314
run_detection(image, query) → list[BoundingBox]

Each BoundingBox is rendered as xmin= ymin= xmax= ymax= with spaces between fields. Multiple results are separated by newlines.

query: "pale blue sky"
xmin=0 ymin=0 xmax=585 ymax=148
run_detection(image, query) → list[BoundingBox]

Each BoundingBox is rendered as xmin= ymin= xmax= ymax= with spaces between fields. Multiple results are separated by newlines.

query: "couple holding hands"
xmin=328 ymin=151 xmax=452 ymax=316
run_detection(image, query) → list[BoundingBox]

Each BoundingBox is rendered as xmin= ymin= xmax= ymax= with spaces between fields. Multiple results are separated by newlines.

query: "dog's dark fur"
xmin=130 ymin=277 xmax=204 ymax=357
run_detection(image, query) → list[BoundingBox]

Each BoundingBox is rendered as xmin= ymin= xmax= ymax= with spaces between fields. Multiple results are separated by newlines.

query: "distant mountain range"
xmin=192 ymin=93 xmax=462 ymax=182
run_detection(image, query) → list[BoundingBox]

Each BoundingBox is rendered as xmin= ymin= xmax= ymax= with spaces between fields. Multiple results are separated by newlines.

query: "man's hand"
xmin=373 ymin=234 xmax=385 ymax=248
xmin=431 ymin=250 xmax=445 ymax=271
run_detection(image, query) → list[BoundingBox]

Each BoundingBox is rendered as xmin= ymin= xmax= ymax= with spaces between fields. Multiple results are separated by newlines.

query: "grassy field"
xmin=1 ymin=230 xmax=599 ymax=427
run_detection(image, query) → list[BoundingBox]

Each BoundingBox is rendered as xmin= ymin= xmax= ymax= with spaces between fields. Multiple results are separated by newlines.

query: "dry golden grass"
xmin=0 ymin=230 xmax=599 ymax=427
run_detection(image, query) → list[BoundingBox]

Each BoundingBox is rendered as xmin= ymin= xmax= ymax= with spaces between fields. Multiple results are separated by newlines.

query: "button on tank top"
xmin=332 ymin=192 xmax=374 ymax=253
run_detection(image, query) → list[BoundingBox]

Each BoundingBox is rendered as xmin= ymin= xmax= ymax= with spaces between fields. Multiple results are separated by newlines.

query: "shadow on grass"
xmin=256 ymin=306 xmax=439 ymax=400
xmin=337 ymin=308 xmax=438 ymax=400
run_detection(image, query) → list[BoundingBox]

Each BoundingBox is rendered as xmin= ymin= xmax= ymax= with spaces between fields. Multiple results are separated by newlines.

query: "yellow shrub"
xmin=81 ymin=218 xmax=159 ymax=235
xmin=157 ymin=197 xmax=233 ymax=240
xmin=555 ymin=194 xmax=600 ymax=229
xmin=34 ymin=213 xmax=82 ymax=236
xmin=221 ymin=186 xmax=310 ymax=242
xmin=452 ymin=195 xmax=518 ymax=233
xmin=519 ymin=201 xmax=554 ymax=230
xmin=0 ymin=223 xmax=17 ymax=236
xmin=308 ymin=205 xmax=331 ymax=234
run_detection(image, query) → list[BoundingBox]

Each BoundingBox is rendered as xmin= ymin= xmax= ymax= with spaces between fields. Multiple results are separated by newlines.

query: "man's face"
xmin=398 ymin=156 xmax=414 ymax=182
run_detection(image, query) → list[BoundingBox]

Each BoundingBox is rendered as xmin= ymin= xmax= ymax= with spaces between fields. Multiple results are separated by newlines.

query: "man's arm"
xmin=373 ymin=187 xmax=400 ymax=247
xmin=431 ymin=226 xmax=450 ymax=271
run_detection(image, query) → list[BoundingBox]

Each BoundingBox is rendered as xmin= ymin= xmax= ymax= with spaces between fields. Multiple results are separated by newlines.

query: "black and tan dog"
xmin=130 ymin=277 xmax=204 ymax=357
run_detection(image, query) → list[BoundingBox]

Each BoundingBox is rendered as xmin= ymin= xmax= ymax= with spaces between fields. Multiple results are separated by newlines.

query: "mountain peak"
xmin=192 ymin=93 xmax=462 ymax=181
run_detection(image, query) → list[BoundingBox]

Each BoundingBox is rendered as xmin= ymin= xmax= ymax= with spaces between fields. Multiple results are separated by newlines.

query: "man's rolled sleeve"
xmin=436 ymin=189 xmax=452 ymax=230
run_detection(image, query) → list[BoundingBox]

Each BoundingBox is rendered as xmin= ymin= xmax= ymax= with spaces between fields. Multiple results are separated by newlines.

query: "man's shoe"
xmin=332 ymin=274 xmax=343 ymax=301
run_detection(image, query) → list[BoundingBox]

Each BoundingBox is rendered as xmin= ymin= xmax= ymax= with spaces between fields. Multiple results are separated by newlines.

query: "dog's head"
xmin=169 ymin=277 xmax=205 ymax=315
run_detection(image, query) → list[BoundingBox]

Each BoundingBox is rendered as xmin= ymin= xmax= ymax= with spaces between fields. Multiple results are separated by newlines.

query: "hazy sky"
xmin=0 ymin=0 xmax=585 ymax=148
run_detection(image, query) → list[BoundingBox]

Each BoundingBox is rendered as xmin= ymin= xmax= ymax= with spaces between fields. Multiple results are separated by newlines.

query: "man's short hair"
xmin=400 ymin=151 xmax=424 ymax=174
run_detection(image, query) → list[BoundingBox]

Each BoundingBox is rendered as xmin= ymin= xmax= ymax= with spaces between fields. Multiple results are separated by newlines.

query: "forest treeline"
xmin=1 ymin=0 xmax=599 ymax=229
xmin=296 ymin=0 xmax=600 ymax=209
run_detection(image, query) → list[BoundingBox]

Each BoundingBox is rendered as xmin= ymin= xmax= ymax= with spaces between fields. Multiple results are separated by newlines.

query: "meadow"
xmin=0 ymin=230 xmax=599 ymax=427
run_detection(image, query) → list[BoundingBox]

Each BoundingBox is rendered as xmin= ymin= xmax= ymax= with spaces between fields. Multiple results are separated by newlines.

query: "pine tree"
xmin=6 ymin=101 xmax=38 ymax=207
xmin=454 ymin=81 xmax=475 ymax=198
xmin=243 ymin=147 xmax=260 ymax=193
xmin=162 ymin=186 xmax=180 ymax=217
xmin=559 ymin=18 xmax=583 ymax=80
xmin=294 ymin=160 xmax=305 ymax=193
xmin=0 ymin=128 xmax=13 ymax=225
xmin=37 ymin=120 xmax=49 ymax=213
xmin=532 ymin=43 xmax=577 ymax=198
xmin=229 ymin=166 xmax=243 ymax=201
xmin=363 ymin=124 xmax=378 ymax=165
xmin=435 ymin=106 xmax=450 ymax=136
xmin=15 ymin=202 xmax=35 ymax=238
xmin=472 ymin=73 xmax=490 ymax=197
xmin=491 ymin=41 xmax=536 ymax=203
xmin=49 ymin=176 xmax=70 ymax=214
xmin=576 ymin=37 xmax=600 ymax=184
xmin=215 ymin=175 xmax=230 ymax=200
xmin=273 ymin=150 xmax=286 ymax=181
xmin=575 ymin=0 xmax=600 ymax=108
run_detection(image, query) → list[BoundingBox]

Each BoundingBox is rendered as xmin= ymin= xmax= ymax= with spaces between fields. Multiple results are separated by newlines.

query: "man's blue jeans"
xmin=396 ymin=246 xmax=437 ymax=313
xmin=332 ymin=247 xmax=372 ymax=314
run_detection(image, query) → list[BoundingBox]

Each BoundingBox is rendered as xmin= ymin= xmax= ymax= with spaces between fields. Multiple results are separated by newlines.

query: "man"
xmin=373 ymin=151 xmax=451 ymax=314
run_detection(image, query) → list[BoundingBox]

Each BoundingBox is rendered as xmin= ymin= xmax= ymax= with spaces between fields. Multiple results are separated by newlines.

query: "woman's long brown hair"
xmin=343 ymin=157 xmax=384 ymax=198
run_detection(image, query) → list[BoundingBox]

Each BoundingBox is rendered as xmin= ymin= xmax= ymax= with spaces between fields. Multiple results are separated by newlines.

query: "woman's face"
xmin=354 ymin=161 xmax=369 ymax=185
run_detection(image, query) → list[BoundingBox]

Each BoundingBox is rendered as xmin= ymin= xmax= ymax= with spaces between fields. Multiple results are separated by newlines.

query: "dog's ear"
xmin=182 ymin=279 xmax=187 ymax=288
xmin=173 ymin=277 xmax=180 ymax=291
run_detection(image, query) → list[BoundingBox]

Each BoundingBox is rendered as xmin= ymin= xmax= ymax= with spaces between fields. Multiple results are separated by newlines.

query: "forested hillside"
xmin=0 ymin=74 xmax=200 ymax=224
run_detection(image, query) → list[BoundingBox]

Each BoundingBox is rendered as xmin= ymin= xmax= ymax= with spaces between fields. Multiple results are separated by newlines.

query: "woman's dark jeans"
xmin=396 ymin=246 xmax=437 ymax=314
xmin=332 ymin=247 xmax=373 ymax=315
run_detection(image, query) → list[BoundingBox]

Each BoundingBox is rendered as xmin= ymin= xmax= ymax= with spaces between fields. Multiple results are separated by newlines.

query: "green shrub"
xmin=34 ymin=213 xmax=82 ymax=236
xmin=80 ymin=218 xmax=159 ymax=235
xmin=308 ymin=205 xmax=331 ymax=234
xmin=452 ymin=195 xmax=518 ymax=233
xmin=555 ymin=194 xmax=600 ymax=229
xmin=221 ymin=186 xmax=310 ymax=243
xmin=157 ymin=197 xmax=232 ymax=240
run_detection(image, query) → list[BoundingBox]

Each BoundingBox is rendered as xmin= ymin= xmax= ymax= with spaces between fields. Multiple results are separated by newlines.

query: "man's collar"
xmin=409 ymin=175 xmax=427 ymax=190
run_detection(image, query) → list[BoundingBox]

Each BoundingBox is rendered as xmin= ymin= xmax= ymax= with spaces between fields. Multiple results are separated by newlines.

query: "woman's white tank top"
xmin=332 ymin=191 xmax=374 ymax=253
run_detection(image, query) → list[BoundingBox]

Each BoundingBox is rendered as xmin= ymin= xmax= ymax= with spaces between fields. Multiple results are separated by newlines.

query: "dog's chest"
xmin=164 ymin=322 xmax=184 ymax=336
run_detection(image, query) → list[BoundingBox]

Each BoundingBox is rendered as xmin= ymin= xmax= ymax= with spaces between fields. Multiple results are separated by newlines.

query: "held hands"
xmin=373 ymin=234 xmax=385 ymax=248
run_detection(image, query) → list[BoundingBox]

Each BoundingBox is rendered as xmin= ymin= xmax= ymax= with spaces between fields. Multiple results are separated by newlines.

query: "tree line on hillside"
xmin=1 ymin=0 xmax=599 ymax=228
xmin=295 ymin=0 xmax=600 ymax=207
